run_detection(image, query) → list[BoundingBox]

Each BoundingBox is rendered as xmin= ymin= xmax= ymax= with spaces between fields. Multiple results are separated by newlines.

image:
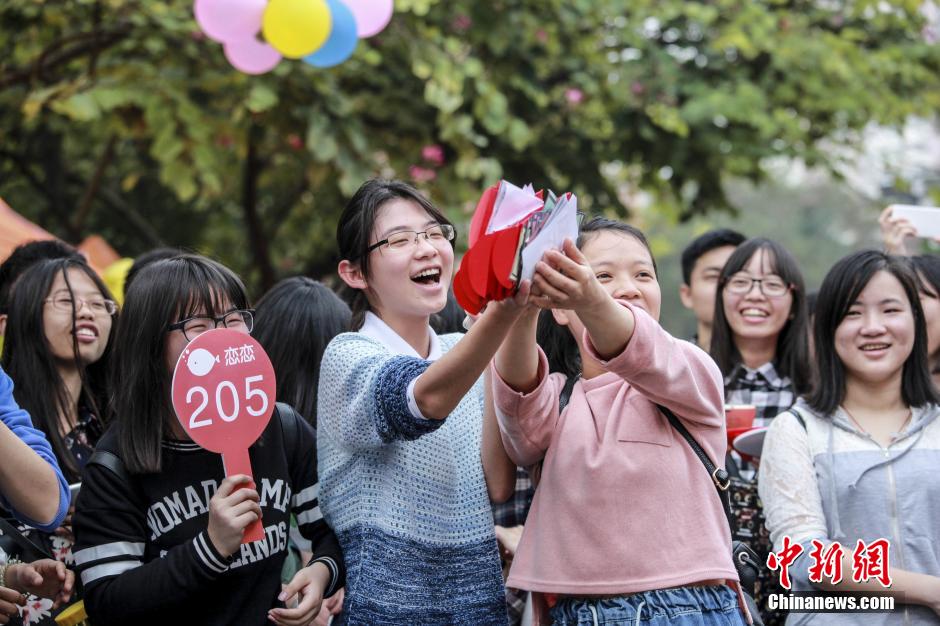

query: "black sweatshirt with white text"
xmin=72 ymin=404 xmax=344 ymax=626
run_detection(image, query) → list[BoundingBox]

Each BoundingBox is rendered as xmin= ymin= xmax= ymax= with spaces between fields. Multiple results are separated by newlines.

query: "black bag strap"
xmin=0 ymin=515 xmax=52 ymax=561
xmin=88 ymin=449 xmax=129 ymax=483
xmin=89 ymin=405 xmax=298 ymax=484
xmin=659 ymin=404 xmax=735 ymax=531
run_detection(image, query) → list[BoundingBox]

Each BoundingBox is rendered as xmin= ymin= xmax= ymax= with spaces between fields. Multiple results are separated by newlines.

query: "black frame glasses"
xmin=725 ymin=274 xmax=792 ymax=298
xmin=167 ymin=309 xmax=255 ymax=342
xmin=366 ymin=223 xmax=456 ymax=254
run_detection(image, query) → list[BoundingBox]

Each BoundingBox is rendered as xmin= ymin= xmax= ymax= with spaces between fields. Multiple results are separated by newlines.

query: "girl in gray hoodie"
xmin=760 ymin=250 xmax=940 ymax=625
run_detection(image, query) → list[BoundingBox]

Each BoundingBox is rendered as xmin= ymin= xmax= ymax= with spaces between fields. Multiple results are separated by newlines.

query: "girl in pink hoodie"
xmin=492 ymin=218 xmax=750 ymax=625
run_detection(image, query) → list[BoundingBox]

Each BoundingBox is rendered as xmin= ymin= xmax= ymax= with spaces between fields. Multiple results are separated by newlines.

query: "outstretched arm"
xmin=529 ymin=239 xmax=635 ymax=361
xmin=412 ymin=283 xmax=531 ymax=420
xmin=480 ymin=368 xmax=516 ymax=503
xmin=493 ymin=307 xmax=540 ymax=394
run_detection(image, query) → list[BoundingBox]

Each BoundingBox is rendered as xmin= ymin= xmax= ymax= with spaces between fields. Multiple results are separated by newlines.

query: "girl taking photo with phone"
xmin=491 ymin=218 xmax=750 ymax=626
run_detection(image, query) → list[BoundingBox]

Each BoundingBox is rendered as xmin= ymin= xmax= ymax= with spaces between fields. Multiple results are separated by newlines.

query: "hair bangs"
xmin=155 ymin=258 xmax=249 ymax=324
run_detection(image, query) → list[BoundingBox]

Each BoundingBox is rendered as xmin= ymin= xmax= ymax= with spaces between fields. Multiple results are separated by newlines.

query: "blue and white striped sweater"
xmin=318 ymin=331 xmax=507 ymax=625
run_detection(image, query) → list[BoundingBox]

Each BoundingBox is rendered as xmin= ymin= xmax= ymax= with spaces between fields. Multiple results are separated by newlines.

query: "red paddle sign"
xmin=171 ymin=328 xmax=276 ymax=544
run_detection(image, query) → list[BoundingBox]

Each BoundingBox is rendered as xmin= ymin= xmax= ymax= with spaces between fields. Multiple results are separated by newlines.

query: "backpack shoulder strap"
xmin=88 ymin=449 xmax=130 ymax=484
xmin=275 ymin=401 xmax=299 ymax=441
xmin=787 ymin=407 xmax=807 ymax=430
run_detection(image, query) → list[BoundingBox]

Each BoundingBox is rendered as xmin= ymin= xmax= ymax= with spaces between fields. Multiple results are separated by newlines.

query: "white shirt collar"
xmin=359 ymin=311 xmax=442 ymax=361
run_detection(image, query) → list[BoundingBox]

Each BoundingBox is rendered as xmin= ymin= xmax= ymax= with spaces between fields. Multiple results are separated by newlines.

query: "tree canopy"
xmin=2 ymin=0 xmax=938 ymax=292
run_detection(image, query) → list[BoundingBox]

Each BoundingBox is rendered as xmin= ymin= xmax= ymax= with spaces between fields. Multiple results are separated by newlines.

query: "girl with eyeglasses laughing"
xmin=710 ymin=238 xmax=812 ymax=428
xmin=318 ymin=179 xmax=526 ymax=625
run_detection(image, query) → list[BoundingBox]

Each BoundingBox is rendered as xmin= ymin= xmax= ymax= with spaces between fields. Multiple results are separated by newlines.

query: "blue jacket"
xmin=0 ymin=367 xmax=69 ymax=531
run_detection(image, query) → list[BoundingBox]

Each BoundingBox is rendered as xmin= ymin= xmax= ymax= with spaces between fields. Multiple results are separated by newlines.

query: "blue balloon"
xmin=304 ymin=0 xmax=358 ymax=68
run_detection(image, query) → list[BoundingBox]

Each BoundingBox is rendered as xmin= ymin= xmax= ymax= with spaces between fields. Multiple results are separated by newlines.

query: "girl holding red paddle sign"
xmin=72 ymin=255 xmax=344 ymax=626
xmin=318 ymin=179 xmax=525 ymax=625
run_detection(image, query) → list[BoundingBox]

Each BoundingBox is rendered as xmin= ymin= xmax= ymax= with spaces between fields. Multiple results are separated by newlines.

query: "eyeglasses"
xmin=725 ymin=273 xmax=792 ymax=298
xmin=366 ymin=223 xmax=456 ymax=254
xmin=167 ymin=309 xmax=255 ymax=342
xmin=44 ymin=296 xmax=118 ymax=316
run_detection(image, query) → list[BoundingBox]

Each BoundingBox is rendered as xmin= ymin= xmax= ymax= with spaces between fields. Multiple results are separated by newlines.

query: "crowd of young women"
xmin=0 ymin=180 xmax=937 ymax=626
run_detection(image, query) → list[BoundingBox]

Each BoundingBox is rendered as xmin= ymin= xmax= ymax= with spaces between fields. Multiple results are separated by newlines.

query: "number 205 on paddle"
xmin=170 ymin=328 xmax=277 ymax=543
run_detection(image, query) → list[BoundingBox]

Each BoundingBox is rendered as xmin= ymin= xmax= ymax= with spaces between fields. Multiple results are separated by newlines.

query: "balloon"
xmin=224 ymin=38 xmax=282 ymax=74
xmin=194 ymin=0 xmax=267 ymax=43
xmin=262 ymin=0 xmax=332 ymax=59
xmin=304 ymin=0 xmax=359 ymax=67
xmin=343 ymin=0 xmax=394 ymax=38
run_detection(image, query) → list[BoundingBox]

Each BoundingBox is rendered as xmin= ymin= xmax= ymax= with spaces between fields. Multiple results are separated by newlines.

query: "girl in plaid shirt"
xmin=709 ymin=238 xmax=812 ymax=626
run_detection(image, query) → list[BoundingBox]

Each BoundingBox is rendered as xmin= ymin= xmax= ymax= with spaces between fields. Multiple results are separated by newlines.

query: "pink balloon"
xmin=343 ymin=0 xmax=394 ymax=38
xmin=224 ymin=38 xmax=282 ymax=75
xmin=194 ymin=0 xmax=267 ymax=43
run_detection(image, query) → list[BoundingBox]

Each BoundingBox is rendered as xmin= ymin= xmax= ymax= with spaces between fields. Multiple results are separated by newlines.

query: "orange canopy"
xmin=0 ymin=197 xmax=55 ymax=258
xmin=0 ymin=197 xmax=118 ymax=275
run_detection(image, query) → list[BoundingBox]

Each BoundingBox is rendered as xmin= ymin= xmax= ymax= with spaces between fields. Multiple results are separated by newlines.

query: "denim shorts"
xmin=549 ymin=584 xmax=747 ymax=626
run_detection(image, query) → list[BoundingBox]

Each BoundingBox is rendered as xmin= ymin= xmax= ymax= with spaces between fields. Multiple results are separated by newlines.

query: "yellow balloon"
xmin=103 ymin=257 xmax=133 ymax=305
xmin=263 ymin=0 xmax=332 ymax=59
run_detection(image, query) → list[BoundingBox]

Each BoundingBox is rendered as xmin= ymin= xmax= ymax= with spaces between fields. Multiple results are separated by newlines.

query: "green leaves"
xmin=245 ymin=85 xmax=279 ymax=113
xmin=1 ymin=0 xmax=938 ymax=291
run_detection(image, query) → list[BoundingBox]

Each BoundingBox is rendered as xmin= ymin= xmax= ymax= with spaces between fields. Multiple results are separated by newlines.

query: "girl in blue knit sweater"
xmin=318 ymin=179 xmax=526 ymax=625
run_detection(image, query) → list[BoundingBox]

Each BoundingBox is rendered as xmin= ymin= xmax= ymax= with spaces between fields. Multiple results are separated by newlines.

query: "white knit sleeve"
xmin=758 ymin=409 xmax=829 ymax=552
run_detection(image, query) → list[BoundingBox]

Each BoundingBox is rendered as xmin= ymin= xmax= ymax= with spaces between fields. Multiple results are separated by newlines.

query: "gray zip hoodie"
xmin=758 ymin=398 xmax=940 ymax=625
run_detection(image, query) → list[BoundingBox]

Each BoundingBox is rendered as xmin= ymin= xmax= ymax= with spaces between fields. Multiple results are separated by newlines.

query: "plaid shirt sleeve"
xmin=491 ymin=466 xmax=535 ymax=528
xmin=724 ymin=362 xmax=796 ymax=427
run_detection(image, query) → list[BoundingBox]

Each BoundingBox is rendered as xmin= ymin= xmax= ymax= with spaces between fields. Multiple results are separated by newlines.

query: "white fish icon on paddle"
xmin=186 ymin=348 xmax=218 ymax=377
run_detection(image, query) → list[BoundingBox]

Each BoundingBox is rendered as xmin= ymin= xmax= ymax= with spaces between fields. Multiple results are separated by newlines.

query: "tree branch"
xmin=266 ymin=173 xmax=309 ymax=241
xmin=72 ymin=135 xmax=117 ymax=234
xmin=89 ymin=183 xmax=165 ymax=248
xmin=0 ymin=27 xmax=130 ymax=90
xmin=242 ymin=123 xmax=276 ymax=292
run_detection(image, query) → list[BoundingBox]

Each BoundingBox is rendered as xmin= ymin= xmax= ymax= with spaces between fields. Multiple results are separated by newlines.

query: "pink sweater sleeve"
xmin=490 ymin=349 xmax=565 ymax=468
xmin=583 ymin=302 xmax=725 ymax=434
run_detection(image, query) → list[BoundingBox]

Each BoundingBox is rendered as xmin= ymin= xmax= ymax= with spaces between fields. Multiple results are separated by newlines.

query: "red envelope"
xmin=453 ymin=261 xmax=484 ymax=314
xmin=492 ymin=225 xmax=524 ymax=289
xmin=468 ymin=184 xmax=498 ymax=247
xmin=455 ymin=182 xmax=549 ymax=314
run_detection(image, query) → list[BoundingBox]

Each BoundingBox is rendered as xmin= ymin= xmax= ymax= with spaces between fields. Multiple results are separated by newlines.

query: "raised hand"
xmin=879 ymin=206 xmax=917 ymax=255
xmin=530 ymin=238 xmax=606 ymax=312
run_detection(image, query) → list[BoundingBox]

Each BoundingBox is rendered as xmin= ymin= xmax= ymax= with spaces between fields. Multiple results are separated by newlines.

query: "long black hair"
xmin=110 ymin=254 xmax=249 ymax=474
xmin=1 ymin=258 xmax=115 ymax=481
xmin=537 ymin=217 xmax=657 ymax=378
xmin=252 ymin=277 xmax=350 ymax=426
xmin=911 ymin=254 xmax=940 ymax=364
xmin=336 ymin=179 xmax=454 ymax=330
xmin=710 ymin=238 xmax=811 ymax=395
xmin=807 ymin=250 xmax=939 ymax=415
